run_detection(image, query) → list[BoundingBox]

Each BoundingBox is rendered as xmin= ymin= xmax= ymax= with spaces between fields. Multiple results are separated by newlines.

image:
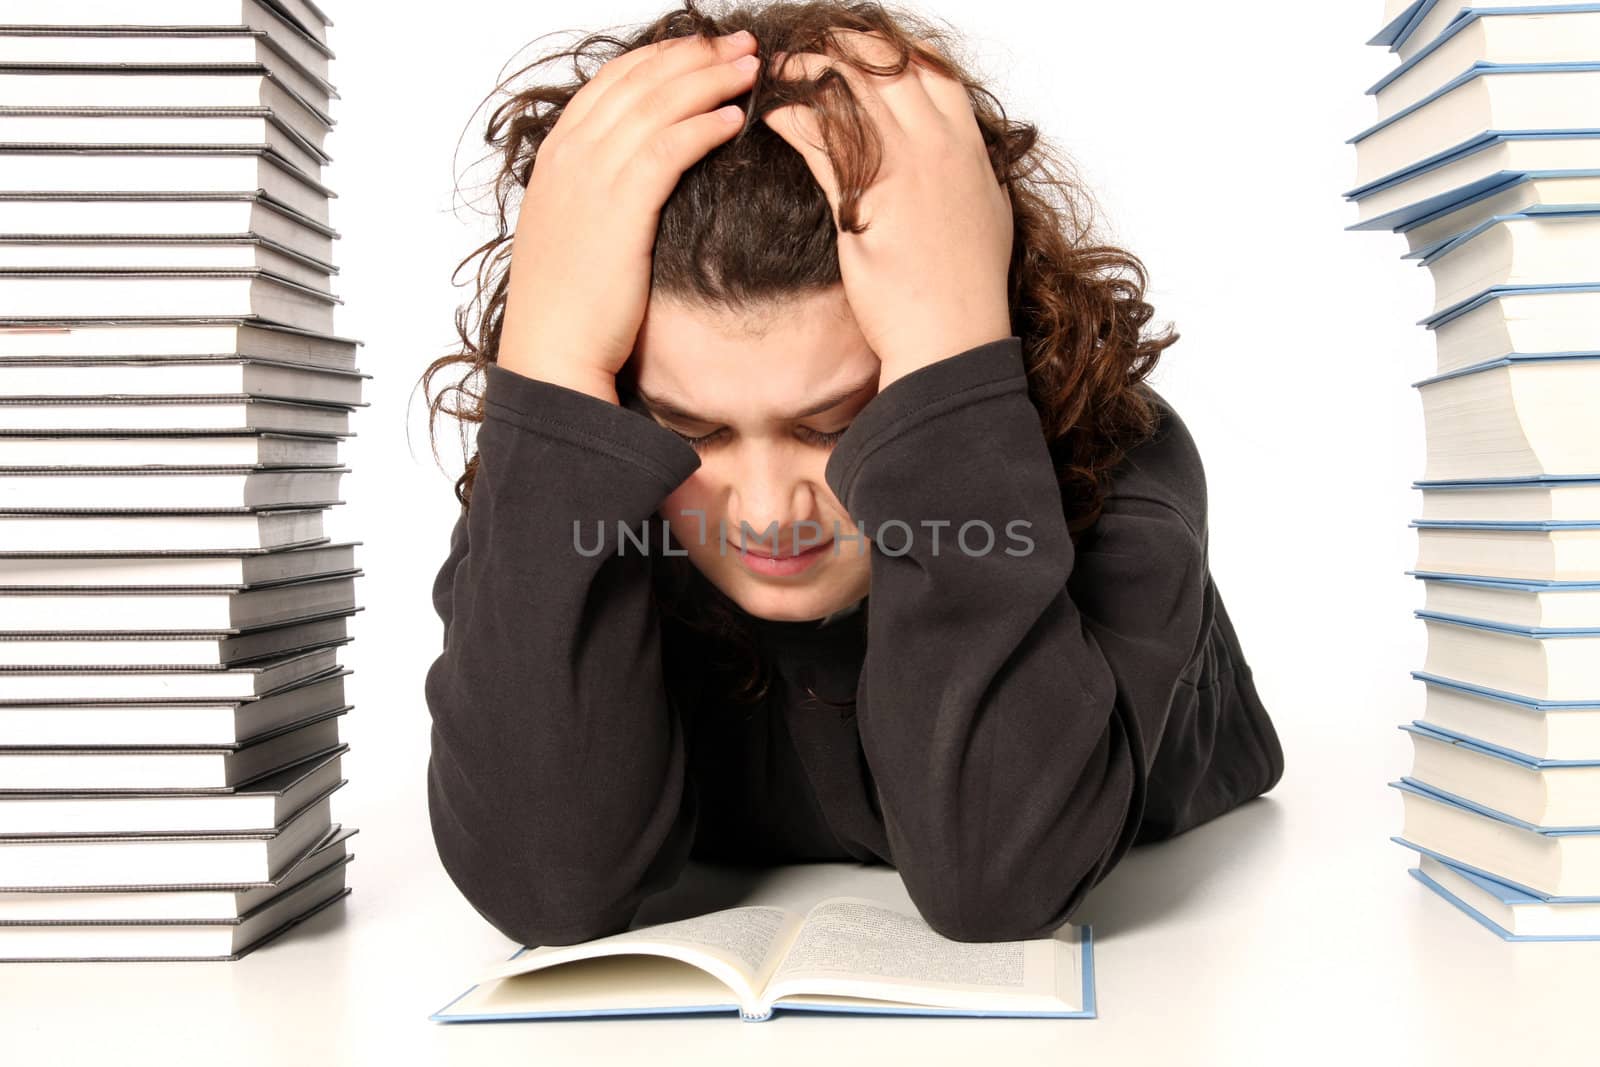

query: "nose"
xmin=728 ymin=443 xmax=821 ymax=553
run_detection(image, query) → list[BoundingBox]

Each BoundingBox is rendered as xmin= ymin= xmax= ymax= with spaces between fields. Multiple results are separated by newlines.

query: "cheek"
xmin=660 ymin=479 xmax=718 ymax=555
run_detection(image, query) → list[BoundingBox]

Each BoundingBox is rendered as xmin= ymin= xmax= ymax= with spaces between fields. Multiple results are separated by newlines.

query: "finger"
xmin=559 ymin=35 xmax=701 ymax=130
xmin=562 ymin=31 xmax=755 ymax=132
xmin=909 ymin=48 xmax=997 ymax=188
xmin=905 ymin=40 xmax=975 ymax=124
xmin=595 ymin=50 xmax=759 ymax=165
xmin=828 ymin=28 xmax=940 ymax=128
xmin=760 ymin=101 xmax=840 ymax=208
xmin=767 ymin=49 xmax=906 ymax=139
xmin=584 ymin=31 xmax=758 ymax=139
xmin=618 ymin=103 xmax=750 ymax=205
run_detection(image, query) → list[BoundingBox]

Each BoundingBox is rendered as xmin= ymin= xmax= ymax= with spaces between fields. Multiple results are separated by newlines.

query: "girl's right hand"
xmin=495 ymin=30 xmax=762 ymax=402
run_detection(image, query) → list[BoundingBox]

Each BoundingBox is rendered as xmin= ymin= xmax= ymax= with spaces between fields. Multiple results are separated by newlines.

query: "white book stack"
xmin=0 ymin=0 xmax=362 ymax=961
xmin=1353 ymin=1 xmax=1600 ymax=942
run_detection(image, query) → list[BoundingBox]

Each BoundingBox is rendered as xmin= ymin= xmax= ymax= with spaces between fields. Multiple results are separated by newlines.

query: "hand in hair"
xmin=760 ymin=29 xmax=1014 ymax=390
xmin=496 ymin=29 xmax=762 ymax=404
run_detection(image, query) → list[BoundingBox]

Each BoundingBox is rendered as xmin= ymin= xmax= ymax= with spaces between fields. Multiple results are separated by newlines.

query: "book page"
xmin=484 ymin=905 xmax=804 ymax=999
xmin=762 ymin=896 xmax=1060 ymax=1003
xmin=607 ymin=906 xmax=801 ymax=983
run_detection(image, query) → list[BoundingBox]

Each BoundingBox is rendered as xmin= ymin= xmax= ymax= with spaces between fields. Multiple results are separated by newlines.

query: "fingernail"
xmin=728 ymin=29 xmax=753 ymax=45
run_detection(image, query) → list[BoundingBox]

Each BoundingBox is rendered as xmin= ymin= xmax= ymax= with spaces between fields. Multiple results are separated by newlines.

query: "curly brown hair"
xmin=420 ymin=0 xmax=1178 ymax=708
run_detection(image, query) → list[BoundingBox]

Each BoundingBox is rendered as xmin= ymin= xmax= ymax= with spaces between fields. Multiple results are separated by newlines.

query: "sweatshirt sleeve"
xmin=424 ymin=361 xmax=703 ymax=948
xmin=822 ymin=335 xmax=1208 ymax=943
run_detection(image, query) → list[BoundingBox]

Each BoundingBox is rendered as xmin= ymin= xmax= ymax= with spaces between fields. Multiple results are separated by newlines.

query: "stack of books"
xmin=0 ymin=0 xmax=363 ymax=961
xmin=1351 ymin=1 xmax=1600 ymax=942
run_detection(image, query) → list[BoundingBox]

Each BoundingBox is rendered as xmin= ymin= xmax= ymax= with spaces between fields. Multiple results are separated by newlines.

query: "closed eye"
xmin=666 ymin=426 xmax=725 ymax=451
xmin=666 ymin=425 xmax=848 ymax=451
xmin=798 ymin=426 xmax=848 ymax=448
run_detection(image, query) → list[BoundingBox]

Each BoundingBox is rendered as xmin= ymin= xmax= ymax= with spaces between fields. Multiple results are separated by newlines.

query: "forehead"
xmin=630 ymin=287 xmax=877 ymax=421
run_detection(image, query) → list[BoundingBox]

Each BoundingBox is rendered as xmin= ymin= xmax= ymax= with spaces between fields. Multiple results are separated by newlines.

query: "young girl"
xmin=421 ymin=1 xmax=1285 ymax=948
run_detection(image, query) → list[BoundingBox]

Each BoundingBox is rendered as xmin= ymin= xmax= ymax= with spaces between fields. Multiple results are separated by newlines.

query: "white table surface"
xmin=2 ymin=669 xmax=1596 ymax=1067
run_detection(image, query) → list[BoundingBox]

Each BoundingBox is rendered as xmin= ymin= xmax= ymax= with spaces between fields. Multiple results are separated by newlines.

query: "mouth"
xmin=740 ymin=540 xmax=833 ymax=559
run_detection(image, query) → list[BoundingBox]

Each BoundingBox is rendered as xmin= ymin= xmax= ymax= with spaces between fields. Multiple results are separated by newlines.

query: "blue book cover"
xmin=1410 ymin=470 xmax=1600 ymax=485
xmin=1403 ymin=206 xmax=1600 ymax=263
xmin=1350 ymin=164 xmax=1600 ymax=232
xmin=1395 ymin=168 xmax=1600 ymax=235
xmin=1390 ymin=0 xmax=1445 ymax=52
xmin=1369 ymin=0 xmax=1431 ymax=47
xmin=1411 ymin=517 xmax=1600 ymax=528
xmin=1407 ymin=570 xmax=1600 ymax=588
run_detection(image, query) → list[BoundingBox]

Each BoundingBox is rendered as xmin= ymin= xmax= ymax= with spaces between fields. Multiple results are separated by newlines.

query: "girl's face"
xmin=630 ymin=285 xmax=876 ymax=623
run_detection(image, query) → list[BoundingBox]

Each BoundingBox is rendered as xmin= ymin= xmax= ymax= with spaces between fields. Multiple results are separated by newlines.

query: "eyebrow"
xmin=635 ymin=370 xmax=878 ymax=425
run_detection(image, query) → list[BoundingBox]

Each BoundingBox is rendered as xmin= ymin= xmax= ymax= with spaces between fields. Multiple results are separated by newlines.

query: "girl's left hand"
xmin=760 ymin=31 xmax=1015 ymax=389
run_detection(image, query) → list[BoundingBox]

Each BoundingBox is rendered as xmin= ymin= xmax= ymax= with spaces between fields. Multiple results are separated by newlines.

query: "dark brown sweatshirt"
xmin=424 ymin=335 xmax=1285 ymax=946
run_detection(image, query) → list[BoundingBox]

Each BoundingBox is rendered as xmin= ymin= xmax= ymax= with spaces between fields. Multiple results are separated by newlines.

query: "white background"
xmin=11 ymin=2 xmax=1598 ymax=1064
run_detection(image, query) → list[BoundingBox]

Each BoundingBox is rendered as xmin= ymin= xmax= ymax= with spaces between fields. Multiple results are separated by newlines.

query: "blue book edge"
xmin=1348 ymin=64 xmax=1600 ymax=146
xmin=1369 ymin=0 xmax=1431 ymax=47
xmin=1391 ymin=777 xmax=1600 ymax=833
xmin=1412 ymin=608 xmax=1600 ymax=638
xmin=1420 ymin=851 xmax=1543 ymax=901
xmin=1406 ymin=568 xmax=1600 ymax=589
xmin=428 ymin=925 xmax=1097 ymax=1023
xmin=1416 ymin=280 xmax=1600 ymax=329
xmin=1391 ymin=834 xmax=1600 ymax=901
xmin=1411 ymin=669 xmax=1600 ymax=709
xmin=1345 ymin=133 xmax=1600 ymax=206
xmin=1389 ymin=2 xmax=1600 ymax=54
xmin=1391 ymin=0 xmax=1445 ymax=55
xmin=1396 ymin=168 xmax=1600 ymax=233
xmin=1408 ymin=867 xmax=1600 ymax=940
xmin=1412 ymin=352 xmax=1600 ymax=387
xmin=1400 ymin=719 xmax=1600 ymax=767
xmin=1350 ymin=166 xmax=1600 ymax=233
xmin=1421 ymin=281 xmax=1600 ymax=328
xmin=1405 ymin=207 xmax=1600 ymax=263
xmin=1368 ymin=7 xmax=1600 ymax=90
xmin=1410 ymin=517 xmax=1600 ymax=528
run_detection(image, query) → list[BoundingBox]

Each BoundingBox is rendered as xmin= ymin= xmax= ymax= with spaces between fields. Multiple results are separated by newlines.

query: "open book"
xmin=431 ymin=894 xmax=1093 ymax=1024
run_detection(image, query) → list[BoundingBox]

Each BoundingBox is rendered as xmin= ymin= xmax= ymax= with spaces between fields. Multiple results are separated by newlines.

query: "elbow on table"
xmin=424 ymin=763 xmax=657 ymax=948
xmin=450 ymin=866 xmax=641 ymax=949
xmin=896 ymin=768 xmax=1137 ymax=943
xmin=904 ymin=866 xmax=1105 ymax=944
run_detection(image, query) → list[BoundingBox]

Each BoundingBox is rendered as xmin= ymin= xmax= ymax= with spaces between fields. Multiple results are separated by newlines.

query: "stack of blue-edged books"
xmin=1352 ymin=1 xmax=1600 ymax=942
